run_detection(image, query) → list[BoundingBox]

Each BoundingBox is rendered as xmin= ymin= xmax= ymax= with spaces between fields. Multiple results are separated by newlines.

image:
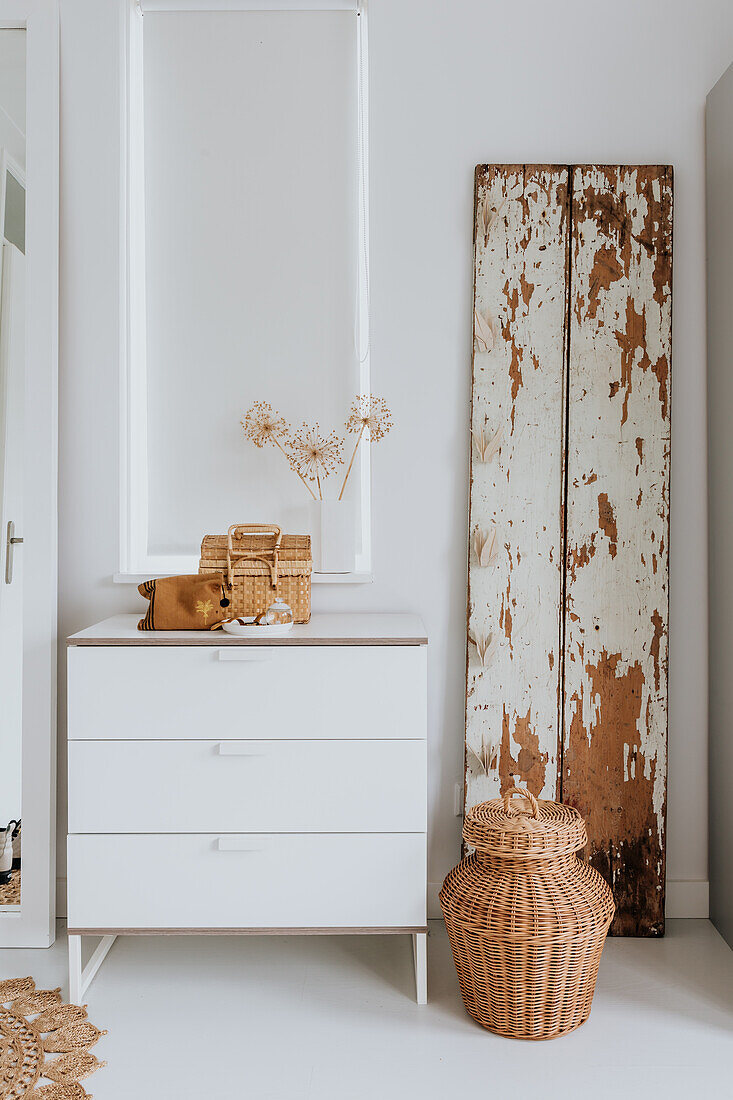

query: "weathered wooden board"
xmin=464 ymin=166 xmax=569 ymax=811
xmin=464 ymin=164 xmax=672 ymax=936
xmin=561 ymin=166 xmax=672 ymax=935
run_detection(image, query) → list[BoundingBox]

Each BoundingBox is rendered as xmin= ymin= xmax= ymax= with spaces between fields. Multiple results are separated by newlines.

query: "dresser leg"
xmin=412 ymin=932 xmax=427 ymax=1005
xmin=68 ymin=934 xmax=82 ymax=1005
xmin=68 ymin=933 xmax=116 ymax=1003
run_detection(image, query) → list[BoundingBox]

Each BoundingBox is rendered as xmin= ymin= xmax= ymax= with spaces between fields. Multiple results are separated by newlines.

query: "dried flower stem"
xmin=338 ymin=423 xmax=366 ymax=501
xmin=274 ymin=436 xmax=317 ymax=500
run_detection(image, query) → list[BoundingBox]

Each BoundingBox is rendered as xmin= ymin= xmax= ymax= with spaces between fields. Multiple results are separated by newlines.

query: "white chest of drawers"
xmin=66 ymin=613 xmax=428 ymax=1002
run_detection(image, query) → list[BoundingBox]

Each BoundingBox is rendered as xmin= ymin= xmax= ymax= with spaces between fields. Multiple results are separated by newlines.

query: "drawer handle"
xmin=217 ymin=742 xmax=265 ymax=757
xmin=217 ymin=649 xmax=274 ymax=662
xmin=217 ymin=837 xmax=267 ymax=852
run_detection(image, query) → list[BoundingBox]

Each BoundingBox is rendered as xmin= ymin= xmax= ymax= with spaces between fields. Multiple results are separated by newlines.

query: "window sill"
xmin=113 ymin=571 xmax=374 ymax=586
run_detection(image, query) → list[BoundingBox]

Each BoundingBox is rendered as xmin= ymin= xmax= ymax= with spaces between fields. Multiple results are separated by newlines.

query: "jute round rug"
xmin=0 ymin=977 xmax=105 ymax=1099
xmin=0 ymin=874 xmax=21 ymax=907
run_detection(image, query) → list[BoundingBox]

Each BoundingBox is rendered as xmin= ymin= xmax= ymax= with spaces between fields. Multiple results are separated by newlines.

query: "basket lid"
xmin=463 ymin=786 xmax=587 ymax=858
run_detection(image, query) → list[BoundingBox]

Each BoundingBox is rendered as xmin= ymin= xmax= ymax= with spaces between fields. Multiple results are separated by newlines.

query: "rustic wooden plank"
xmin=562 ymin=166 xmax=672 ymax=936
xmin=464 ymin=165 xmax=569 ymax=810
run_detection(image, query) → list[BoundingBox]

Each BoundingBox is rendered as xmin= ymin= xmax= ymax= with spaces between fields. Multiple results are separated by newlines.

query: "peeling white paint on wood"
xmin=465 ymin=166 xmax=569 ymax=809
xmin=562 ymin=166 xmax=672 ymax=935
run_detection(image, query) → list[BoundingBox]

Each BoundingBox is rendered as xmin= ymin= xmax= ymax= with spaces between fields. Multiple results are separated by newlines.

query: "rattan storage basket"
xmin=199 ymin=524 xmax=312 ymax=623
xmin=440 ymin=786 xmax=614 ymax=1040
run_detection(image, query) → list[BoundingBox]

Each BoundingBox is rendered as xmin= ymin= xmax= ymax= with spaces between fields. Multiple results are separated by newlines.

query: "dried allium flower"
xmin=469 ymin=629 xmax=498 ymax=669
xmin=479 ymin=192 xmax=508 ymax=241
xmin=339 ymin=394 xmax=394 ymax=501
xmin=241 ymin=402 xmax=289 ymax=448
xmin=473 ymin=526 xmax=500 ymax=568
xmin=474 ymin=308 xmax=498 ymax=354
xmin=346 ymin=395 xmax=393 ymax=443
xmin=468 ymin=739 xmax=498 ymax=775
xmin=472 ymin=422 xmax=503 ymax=463
xmin=241 ymin=400 xmax=317 ymax=500
xmin=289 ymin=423 xmax=343 ymax=499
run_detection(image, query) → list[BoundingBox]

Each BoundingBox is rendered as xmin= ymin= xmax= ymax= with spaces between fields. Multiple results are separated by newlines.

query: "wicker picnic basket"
xmin=199 ymin=524 xmax=312 ymax=623
xmin=440 ymin=786 xmax=614 ymax=1040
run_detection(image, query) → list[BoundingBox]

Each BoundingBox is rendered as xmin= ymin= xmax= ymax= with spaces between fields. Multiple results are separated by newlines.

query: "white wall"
xmin=59 ymin=0 xmax=733 ymax=907
xmin=706 ymin=61 xmax=733 ymax=946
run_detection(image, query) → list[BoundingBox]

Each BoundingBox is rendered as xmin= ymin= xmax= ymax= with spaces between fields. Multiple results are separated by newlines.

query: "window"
xmin=120 ymin=0 xmax=370 ymax=579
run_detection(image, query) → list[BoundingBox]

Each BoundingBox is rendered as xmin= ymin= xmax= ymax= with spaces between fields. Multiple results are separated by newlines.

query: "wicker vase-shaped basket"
xmin=440 ymin=786 xmax=614 ymax=1040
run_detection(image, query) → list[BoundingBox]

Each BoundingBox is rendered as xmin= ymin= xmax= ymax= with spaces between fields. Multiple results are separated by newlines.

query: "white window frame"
xmin=116 ymin=0 xmax=372 ymax=583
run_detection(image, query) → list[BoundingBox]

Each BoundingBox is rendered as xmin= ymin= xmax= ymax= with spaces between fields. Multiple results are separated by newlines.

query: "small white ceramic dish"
xmin=220 ymin=617 xmax=294 ymax=638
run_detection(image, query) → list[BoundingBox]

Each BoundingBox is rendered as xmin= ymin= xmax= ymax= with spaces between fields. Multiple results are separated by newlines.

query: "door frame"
xmin=0 ymin=0 xmax=58 ymax=947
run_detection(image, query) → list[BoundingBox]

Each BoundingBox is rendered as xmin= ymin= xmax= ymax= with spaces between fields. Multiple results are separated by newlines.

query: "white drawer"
xmin=68 ymin=739 xmax=427 ymax=833
xmin=67 ymin=833 xmax=427 ymax=930
xmin=67 ymin=645 xmax=426 ymax=741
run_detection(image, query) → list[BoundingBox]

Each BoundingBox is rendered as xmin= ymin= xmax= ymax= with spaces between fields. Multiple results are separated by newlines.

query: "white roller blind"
xmin=142 ymin=9 xmax=358 ymax=555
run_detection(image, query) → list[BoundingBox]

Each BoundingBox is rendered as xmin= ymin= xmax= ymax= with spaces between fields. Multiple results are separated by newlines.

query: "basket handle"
xmin=226 ymin=524 xmax=282 ymax=589
xmin=502 ymin=786 xmax=540 ymax=819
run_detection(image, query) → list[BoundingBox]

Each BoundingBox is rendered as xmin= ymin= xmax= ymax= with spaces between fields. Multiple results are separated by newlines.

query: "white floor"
xmin=1 ymin=920 xmax=732 ymax=1099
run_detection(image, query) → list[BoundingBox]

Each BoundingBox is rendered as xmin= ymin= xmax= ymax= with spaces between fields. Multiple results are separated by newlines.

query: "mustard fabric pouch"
xmin=137 ymin=573 xmax=230 ymax=631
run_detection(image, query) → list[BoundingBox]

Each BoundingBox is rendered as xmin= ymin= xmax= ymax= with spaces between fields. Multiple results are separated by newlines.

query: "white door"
xmin=0 ymin=239 xmax=25 ymax=833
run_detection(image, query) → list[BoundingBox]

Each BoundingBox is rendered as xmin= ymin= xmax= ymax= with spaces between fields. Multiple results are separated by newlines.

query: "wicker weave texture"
xmin=440 ymin=787 xmax=614 ymax=1039
xmin=463 ymin=790 xmax=588 ymax=859
xmin=199 ymin=527 xmax=312 ymax=623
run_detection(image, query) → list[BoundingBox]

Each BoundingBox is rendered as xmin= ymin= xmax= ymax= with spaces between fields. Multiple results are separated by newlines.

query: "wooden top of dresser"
xmin=67 ymin=613 xmax=428 ymax=647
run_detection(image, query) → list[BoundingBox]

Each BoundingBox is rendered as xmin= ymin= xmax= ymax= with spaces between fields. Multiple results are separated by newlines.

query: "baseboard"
xmin=59 ymin=877 xmax=709 ymax=924
xmin=665 ymin=879 xmax=709 ymax=918
xmin=428 ymin=879 xmax=710 ymax=920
